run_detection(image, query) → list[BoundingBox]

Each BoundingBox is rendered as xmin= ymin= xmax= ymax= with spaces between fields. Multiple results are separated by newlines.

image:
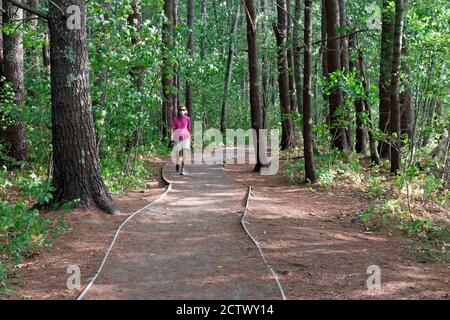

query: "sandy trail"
xmin=83 ymin=152 xmax=280 ymax=300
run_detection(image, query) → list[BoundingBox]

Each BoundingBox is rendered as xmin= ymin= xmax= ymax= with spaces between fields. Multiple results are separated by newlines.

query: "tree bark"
xmin=0 ymin=1 xmax=27 ymax=164
xmin=243 ymin=0 xmax=262 ymax=171
xmin=286 ymin=0 xmax=296 ymax=114
xmin=260 ymin=0 xmax=269 ymax=129
xmin=378 ymin=0 xmax=395 ymax=159
xmin=0 ymin=0 xmax=2 ymax=74
xmin=48 ymin=0 xmax=117 ymax=214
xmin=26 ymin=0 xmax=41 ymax=79
xmin=161 ymin=0 xmax=174 ymax=141
xmin=349 ymin=34 xmax=365 ymax=154
xmin=321 ymin=0 xmax=329 ymax=126
xmin=43 ymin=31 xmax=50 ymax=69
xmin=325 ymin=0 xmax=350 ymax=152
xmin=399 ymin=0 xmax=414 ymax=141
xmin=220 ymin=1 xmax=240 ymax=134
xmin=274 ymin=0 xmax=296 ymax=150
xmin=339 ymin=0 xmax=352 ymax=150
xmin=358 ymin=51 xmax=380 ymax=164
xmin=357 ymin=46 xmax=380 ymax=164
xmin=293 ymin=0 xmax=303 ymax=114
xmin=389 ymin=0 xmax=404 ymax=173
xmin=185 ymin=0 xmax=194 ymax=117
xmin=303 ymin=0 xmax=316 ymax=183
xmin=127 ymin=0 xmax=145 ymax=150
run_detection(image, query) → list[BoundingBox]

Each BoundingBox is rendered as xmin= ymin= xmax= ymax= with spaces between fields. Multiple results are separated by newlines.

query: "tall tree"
xmin=185 ymin=0 xmax=194 ymax=116
xmin=286 ymin=0 xmax=296 ymax=115
xmin=0 ymin=0 xmax=2 ymax=74
xmin=127 ymin=0 xmax=145 ymax=150
xmin=161 ymin=0 xmax=174 ymax=141
xmin=357 ymin=45 xmax=380 ymax=164
xmin=378 ymin=0 xmax=395 ymax=159
xmin=0 ymin=1 xmax=27 ymax=164
xmin=303 ymin=0 xmax=316 ymax=183
xmin=350 ymin=33 xmax=366 ymax=154
xmin=325 ymin=0 xmax=350 ymax=152
xmin=338 ymin=0 xmax=352 ymax=150
xmin=260 ymin=0 xmax=269 ymax=129
xmin=25 ymin=0 xmax=41 ymax=79
xmin=243 ymin=0 xmax=262 ymax=172
xmin=321 ymin=0 xmax=329 ymax=126
xmin=274 ymin=0 xmax=296 ymax=149
xmin=389 ymin=0 xmax=404 ymax=173
xmin=172 ymin=0 xmax=179 ymax=119
xmin=48 ymin=0 xmax=117 ymax=214
xmin=292 ymin=0 xmax=303 ymax=114
xmin=220 ymin=1 xmax=240 ymax=134
xmin=399 ymin=0 xmax=414 ymax=141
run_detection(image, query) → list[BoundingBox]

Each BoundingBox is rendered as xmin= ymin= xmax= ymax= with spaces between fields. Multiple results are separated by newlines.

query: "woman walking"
xmin=171 ymin=105 xmax=191 ymax=175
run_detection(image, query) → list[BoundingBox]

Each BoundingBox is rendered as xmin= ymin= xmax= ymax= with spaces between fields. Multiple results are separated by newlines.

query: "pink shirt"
xmin=171 ymin=116 xmax=191 ymax=141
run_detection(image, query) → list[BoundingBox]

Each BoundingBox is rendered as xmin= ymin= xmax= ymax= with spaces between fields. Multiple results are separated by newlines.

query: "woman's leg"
xmin=180 ymin=149 xmax=186 ymax=172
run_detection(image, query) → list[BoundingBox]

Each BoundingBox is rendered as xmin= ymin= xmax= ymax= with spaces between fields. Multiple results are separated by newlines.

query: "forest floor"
xmin=2 ymin=149 xmax=449 ymax=300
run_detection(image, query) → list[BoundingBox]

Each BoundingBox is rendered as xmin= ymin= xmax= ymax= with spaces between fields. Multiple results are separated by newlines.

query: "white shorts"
xmin=174 ymin=138 xmax=191 ymax=151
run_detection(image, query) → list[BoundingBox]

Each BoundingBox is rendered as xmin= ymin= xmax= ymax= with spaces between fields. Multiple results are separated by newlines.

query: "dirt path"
xmin=83 ymin=159 xmax=281 ymax=300
xmin=224 ymin=162 xmax=450 ymax=300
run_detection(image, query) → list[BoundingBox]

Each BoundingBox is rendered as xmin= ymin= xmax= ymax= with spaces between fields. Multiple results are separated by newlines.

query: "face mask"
xmin=179 ymin=110 xmax=186 ymax=116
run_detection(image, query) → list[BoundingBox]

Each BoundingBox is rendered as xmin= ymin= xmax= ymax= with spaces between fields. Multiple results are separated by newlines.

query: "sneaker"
xmin=180 ymin=169 xmax=185 ymax=175
xmin=175 ymin=164 xmax=180 ymax=173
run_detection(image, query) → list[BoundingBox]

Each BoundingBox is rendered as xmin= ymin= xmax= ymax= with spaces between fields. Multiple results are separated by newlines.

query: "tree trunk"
xmin=286 ymin=0 xmax=296 ymax=114
xmin=357 ymin=46 xmax=380 ymax=164
xmin=325 ymin=0 xmax=350 ymax=152
xmin=127 ymin=0 xmax=145 ymax=150
xmin=400 ymin=0 xmax=414 ymax=141
xmin=243 ymin=0 xmax=262 ymax=171
xmin=339 ymin=0 xmax=352 ymax=150
xmin=378 ymin=0 xmax=395 ymax=159
xmin=48 ymin=0 xmax=117 ymax=214
xmin=293 ymin=0 xmax=303 ymax=114
xmin=260 ymin=0 xmax=269 ymax=129
xmin=43 ymin=32 xmax=50 ymax=69
xmin=389 ymin=0 xmax=404 ymax=173
xmin=185 ymin=0 xmax=194 ymax=117
xmin=0 ymin=0 xmax=2 ymax=74
xmin=220 ymin=1 xmax=240 ymax=134
xmin=274 ymin=0 xmax=296 ymax=150
xmin=26 ymin=0 xmax=41 ymax=80
xmin=161 ymin=0 xmax=174 ymax=141
xmin=321 ymin=0 xmax=329 ymax=126
xmin=0 ymin=1 xmax=27 ymax=164
xmin=172 ymin=0 xmax=179 ymax=119
xmin=303 ymin=0 xmax=316 ymax=183
xmin=349 ymin=34 xmax=365 ymax=154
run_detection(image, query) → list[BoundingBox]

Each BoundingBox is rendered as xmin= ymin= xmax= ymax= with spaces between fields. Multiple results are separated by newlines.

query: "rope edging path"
xmin=75 ymin=168 xmax=172 ymax=300
xmin=240 ymin=185 xmax=287 ymax=300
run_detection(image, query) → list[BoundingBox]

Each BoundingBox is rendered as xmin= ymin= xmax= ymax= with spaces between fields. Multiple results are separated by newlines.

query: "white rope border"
xmin=75 ymin=173 xmax=172 ymax=300
xmin=240 ymin=186 xmax=287 ymax=300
